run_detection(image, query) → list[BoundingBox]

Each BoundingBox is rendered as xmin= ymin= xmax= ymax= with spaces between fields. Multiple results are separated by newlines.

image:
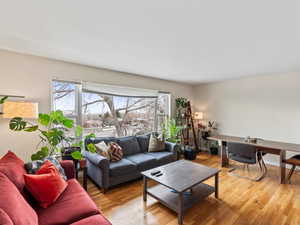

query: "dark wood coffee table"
xmin=141 ymin=160 xmax=220 ymax=225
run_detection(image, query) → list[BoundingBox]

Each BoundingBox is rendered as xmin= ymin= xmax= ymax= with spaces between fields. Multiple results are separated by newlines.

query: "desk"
xmin=208 ymin=135 xmax=300 ymax=184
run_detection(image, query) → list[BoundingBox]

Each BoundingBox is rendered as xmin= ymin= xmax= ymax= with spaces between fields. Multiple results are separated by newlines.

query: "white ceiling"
xmin=0 ymin=1 xmax=299 ymax=84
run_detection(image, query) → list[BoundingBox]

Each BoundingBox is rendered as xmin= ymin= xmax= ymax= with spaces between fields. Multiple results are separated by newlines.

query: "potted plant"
xmin=175 ymin=97 xmax=188 ymax=109
xmin=209 ymin=141 xmax=219 ymax=155
xmin=162 ymin=118 xmax=183 ymax=158
xmin=9 ymin=110 xmax=97 ymax=161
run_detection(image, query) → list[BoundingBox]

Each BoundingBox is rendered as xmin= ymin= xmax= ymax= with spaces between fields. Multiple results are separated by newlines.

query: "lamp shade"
xmin=194 ymin=112 xmax=203 ymax=120
xmin=2 ymin=101 xmax=38 ymax=119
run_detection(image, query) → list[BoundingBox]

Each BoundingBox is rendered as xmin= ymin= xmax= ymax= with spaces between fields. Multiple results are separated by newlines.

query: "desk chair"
xmin=227 ymin=142 xmax=267 ymax=181
xmin=285 ymin=155 xmax=300 ymax=183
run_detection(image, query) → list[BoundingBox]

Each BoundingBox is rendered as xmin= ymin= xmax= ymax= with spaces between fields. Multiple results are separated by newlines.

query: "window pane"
xmin=82 ymin=92 xmax=157 ymax=137
xmin=157 ymin=93 xmax=171 ymax=132
xmin=52 ymin=81 xmax=76 ymax=117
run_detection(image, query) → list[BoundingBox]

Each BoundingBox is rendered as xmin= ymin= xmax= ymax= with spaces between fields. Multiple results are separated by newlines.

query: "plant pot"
xmin=210 ymin=147 xmax=219 ymax=155
xmin=201 ymin=131 xmax=211 ymax=140
xmin=184 ymin=148 xmax=197 ymax=160
xmin=79 ymin=159 xmax=87 ymax=168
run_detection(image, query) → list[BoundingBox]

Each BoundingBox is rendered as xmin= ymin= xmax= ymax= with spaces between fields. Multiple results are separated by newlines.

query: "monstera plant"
xmin=9 ymin=110 xmax=97 ymax=161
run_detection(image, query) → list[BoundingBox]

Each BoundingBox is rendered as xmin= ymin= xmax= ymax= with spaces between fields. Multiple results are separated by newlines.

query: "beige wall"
xmin=193 ymin=72 xmax=300 ymax=165
xmin=0 ymin=50 xmax=193 ymax=161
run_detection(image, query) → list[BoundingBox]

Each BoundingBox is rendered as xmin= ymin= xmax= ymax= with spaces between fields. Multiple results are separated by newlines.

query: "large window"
xmin=52 ymin=80 xmax=170 ymax=137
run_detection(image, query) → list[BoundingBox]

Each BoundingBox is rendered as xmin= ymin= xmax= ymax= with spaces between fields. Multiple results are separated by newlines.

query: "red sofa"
xmin=0 ymin=151 xmax=112 ymax=225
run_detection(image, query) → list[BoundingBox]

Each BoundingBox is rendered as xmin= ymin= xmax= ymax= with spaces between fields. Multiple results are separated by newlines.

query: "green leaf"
xmin=71 ymin=151 xmax=83 ymax=160
xmin=9 ymin=117 xmax=27 ymax=131
xmin=0 ymin=96 xmax=8 ymax=104
xmin=87 ymin=143 xmax=97 ymax=153
xmin=31 ymin=147 xmax=49 ymax=161
xmin=38 ymin=114 xmax=50 ymax=126
xmin=40 ymin=146 xmax=49 ymax=156
xmin=85 ymin=133 xmax=96 ymax=139
xmin=75 ymin=125 xmax=83 ymax=137
xmin=49 ymin=110 xmax=64 ymax=124
xmin=62 ymin=119 xmax=74 ymax=128
xmin=41 ymin=128 xmax=64 ymax=147
xmin=24 ymin=125 xmax=39 ymax=132
xmin=31 ymin=153 xmax=39 ymax=161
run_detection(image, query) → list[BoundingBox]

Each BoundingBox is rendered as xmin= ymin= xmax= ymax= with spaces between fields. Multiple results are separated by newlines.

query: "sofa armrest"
xmin=165 ymin=141 xmax=178 ymax=152
xmin=60 ymin=160 xmax=76 ymax=179
xmin=84 ymin=151 xmax=109 ymax=170
xmin=84 ymin=151 xmax=110 ymax=190
xmin=165 ymin=142 xmax=180 ymax=160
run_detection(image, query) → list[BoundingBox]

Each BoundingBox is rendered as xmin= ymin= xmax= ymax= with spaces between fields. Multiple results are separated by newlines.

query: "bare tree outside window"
xmin=52 ymin=81 xmax=170 ymax=138
xmin=82 ymin=92 xmax=157 ymax=137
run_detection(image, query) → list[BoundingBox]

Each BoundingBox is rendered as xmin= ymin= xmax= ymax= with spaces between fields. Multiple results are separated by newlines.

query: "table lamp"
xmin=2 ymin=101 xmax=39 ymax=119
xmin=194 ymin=112 xmax=204 ymax=129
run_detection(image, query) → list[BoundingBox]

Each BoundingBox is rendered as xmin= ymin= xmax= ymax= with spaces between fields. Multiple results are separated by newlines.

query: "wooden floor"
xmin=86 ymin=153 xmax=300 ymax=225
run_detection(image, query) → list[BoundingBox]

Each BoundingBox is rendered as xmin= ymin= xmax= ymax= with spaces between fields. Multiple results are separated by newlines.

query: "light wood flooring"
xmin=86 ymin=153 xmax=300 ymax=225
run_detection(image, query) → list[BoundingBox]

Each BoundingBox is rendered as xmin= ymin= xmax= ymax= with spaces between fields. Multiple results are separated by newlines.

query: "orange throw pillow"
xmin=24 ymin=160 xmax=68 ymax=208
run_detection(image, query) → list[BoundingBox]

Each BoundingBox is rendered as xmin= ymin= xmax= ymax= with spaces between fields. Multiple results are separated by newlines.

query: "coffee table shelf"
xmin=147 ymin=183 xmax=215 ymax=213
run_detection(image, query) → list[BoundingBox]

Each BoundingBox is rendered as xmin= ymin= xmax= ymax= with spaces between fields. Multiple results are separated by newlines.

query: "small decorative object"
xmin=208 ymin=121 xmax=217 ymax=131
xmin=244 ymin=136 xmax=258 ymax=144
xmin=201 ymin=130 xmax=211 ymax=140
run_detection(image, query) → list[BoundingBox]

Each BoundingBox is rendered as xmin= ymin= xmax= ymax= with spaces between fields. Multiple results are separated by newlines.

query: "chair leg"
xmin=228 ymin=156 xmax=267 ymax=182
xmin=287 ymin=165 xmax=296 ymax=184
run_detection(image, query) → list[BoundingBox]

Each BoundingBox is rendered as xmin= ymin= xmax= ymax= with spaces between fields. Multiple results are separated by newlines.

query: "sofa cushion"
xmin=136 ymin=134 xmax=150 ymax=153
xmin=24 ymin=161 xmax=68 ymax=208
xmin=109 ymin=142 xmax=123 ymax=162
xmin=70 ymin=215 xmax=112 ymax=225
xmin=148 ymin=134 xmax=165 ymax=152
xmin=0 ymin=151 xmax=27 ymax=192
xmin=36 ymin=179 xmax=99 ymax=225
xmin=109 ymin=158 xmax=137 ymax=177
xmin=147 ymin=152 xmax=175 ymax=166
xmin=0 ymin=208 xmax=13 ymax=225
xmin=0 ymin=172 xmax=38 ymax=225
xmin=125 ymin=153 xmax=157 ymax=171
xmin=116 ymin=136 xmax=141 ymax=156
xmin=87 ymin=137 xmax=116 ymax=146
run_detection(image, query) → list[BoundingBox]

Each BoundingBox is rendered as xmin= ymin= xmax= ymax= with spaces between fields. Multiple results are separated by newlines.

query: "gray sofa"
xmin=84 ymin=135 xmax=178 ymax=192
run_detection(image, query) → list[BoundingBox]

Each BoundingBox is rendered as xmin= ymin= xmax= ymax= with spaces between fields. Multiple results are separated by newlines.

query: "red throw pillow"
xmin=0 ymin=151 xmax=24 ymax=166
xmin=109 ymin=142 xmax=123 ymax=162
xmin=24 ymin=161 xmax=68 ymax=208
xmin=0 ymin=151 xmax=27 ymax=192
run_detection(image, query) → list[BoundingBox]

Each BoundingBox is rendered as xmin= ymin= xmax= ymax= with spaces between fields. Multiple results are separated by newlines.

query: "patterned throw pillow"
xmin=25 ymin=156 xmax=67 ymax=180
xmin=109 ymin=142 xmax=123 ymax=162
xmin=148 ymin=133 xmax=165 ymax=152
xmin=95 ymin=141 xmax=111 ymax=160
